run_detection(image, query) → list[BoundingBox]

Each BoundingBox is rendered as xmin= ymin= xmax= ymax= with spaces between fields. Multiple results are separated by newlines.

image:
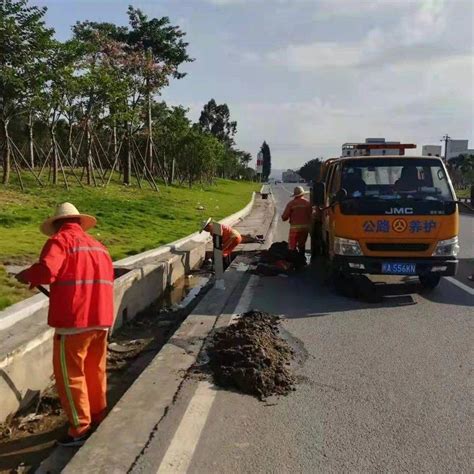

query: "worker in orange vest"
xmin=15 ymin=203 xmax=114 ymax=447
xmin=282 ymin=186 xmax=313 ymax=255
xmin=200 ymin=218 xmax=242 ymax=265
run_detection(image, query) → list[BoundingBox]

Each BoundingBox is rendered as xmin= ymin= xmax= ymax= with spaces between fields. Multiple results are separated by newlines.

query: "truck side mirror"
xmin=313 ymin=182 xmax=325 ymax=206
xmin=336 ymin=188 xmax=348 ymax=202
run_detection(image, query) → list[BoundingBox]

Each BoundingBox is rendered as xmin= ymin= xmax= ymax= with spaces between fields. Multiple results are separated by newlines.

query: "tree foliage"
xmin=298 ymin=158 xmax=322 ymax=182
xmin=0 ymin=1 xmax=254 ymax=188
xmin=198 ymin=99 xmax=237 ymax=148
xmin=261 ymin=141 xmax=271 ymax=181
xmin=0 ymin=0 xmax=55 ymax=183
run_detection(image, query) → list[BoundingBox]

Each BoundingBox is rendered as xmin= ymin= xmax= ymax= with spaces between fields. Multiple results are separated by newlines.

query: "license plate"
xmin=382 ymin=262 xmax=416 ymax=275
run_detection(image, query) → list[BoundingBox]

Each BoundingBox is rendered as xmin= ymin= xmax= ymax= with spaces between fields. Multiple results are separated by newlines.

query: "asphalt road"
xmin=135 ymin=183 xmax=473 ymax=473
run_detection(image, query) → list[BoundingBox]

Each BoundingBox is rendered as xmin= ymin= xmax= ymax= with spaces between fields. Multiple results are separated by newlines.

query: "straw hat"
xmin=40 ymin=202 xmax=97 ymax=236
xmin=292 ymin=186 xmax=308 ymax=197
xmin=200 ymin=217 xmax=212 ymax=234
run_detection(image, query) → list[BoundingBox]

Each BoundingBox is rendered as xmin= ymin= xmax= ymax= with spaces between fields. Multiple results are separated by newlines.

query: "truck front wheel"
xmin=419 ymin=274 xmax=441 ymax=290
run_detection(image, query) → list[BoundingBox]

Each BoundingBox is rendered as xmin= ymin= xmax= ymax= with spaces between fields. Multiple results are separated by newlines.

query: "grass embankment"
xmin=455 ymin=188 xmax=470 ymax=198
xmin=0 ymin=179 xmax=259 ymax=310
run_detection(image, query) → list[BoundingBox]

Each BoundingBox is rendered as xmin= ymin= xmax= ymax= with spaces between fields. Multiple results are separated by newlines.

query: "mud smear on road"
xmin=207 ymin=311 xmax=296 ymax=400
xmin=0 ymin=272 xmax=210 ymax=474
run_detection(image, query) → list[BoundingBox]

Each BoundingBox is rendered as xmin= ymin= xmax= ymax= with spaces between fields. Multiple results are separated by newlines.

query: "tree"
xmin=261 ymin=141 xmax=271 ymax=181
xmin=34 ymin=39 xmax=81 ymax=185
xmin=298 ymin=158 xmax=322 ymax=182
xmin=0 ymin=4 xmax=253 ymax=190
xmin=73 ymin=8 xmax=193 ymax=184
xmin=459 ymin=154 xmax=474 ymax=184
xmin=125 ymin=7 xmax=193 ymax=173
xmin=198 ymin=99 xmax=237 ymax=147
xmin=153 ymin=103 xmax=191 ymax=185
xmin=0 ymin=0 xmax=55 ymax=183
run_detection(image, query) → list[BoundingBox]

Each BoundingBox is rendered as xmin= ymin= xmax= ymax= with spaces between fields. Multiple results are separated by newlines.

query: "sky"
xmin=32 ymin=0 xmax=473 ymax=170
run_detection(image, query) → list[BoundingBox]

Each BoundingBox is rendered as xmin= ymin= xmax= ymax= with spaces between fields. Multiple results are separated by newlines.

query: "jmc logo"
xmin=385 ymin=208 xmax=414 ymax=215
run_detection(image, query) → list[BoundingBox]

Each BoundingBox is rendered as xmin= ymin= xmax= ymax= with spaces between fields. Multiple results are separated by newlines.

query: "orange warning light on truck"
xmin=311 ymin=156 xmax=459 ymax=289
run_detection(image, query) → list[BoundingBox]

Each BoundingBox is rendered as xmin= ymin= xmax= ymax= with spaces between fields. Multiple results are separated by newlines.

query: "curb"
xmin=262 ymin=192 xmax=280 ymax=250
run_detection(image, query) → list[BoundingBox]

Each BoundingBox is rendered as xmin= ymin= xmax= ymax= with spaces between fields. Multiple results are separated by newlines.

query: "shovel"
xmin=8 ymin=268 xmax=50 ymax=298
xmin=35 ymin=286 xmax=50 ymax=297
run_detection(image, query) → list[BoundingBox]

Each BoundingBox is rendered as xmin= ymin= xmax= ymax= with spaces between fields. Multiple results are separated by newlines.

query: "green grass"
xmin=455 ymin=188 xmax=470 ymax=198
xmin=0 ymin=179 xmax=259 ymax=310
xmin=0 ymin=266 xmax=35 ymax=311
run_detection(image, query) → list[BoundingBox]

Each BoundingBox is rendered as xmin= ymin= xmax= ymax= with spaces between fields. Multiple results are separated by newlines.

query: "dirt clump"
xmin=0 ymin=387 xmax=65 ymax=443
xmin=207 ymin=311 xmax=295 ymax=400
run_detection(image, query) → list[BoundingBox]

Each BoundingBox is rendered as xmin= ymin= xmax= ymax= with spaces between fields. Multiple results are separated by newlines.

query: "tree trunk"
xmin=147 ymin=88 xmax=154 ymax=173
xmin=122 ymin=124 xmax=131 ymax=185
xmin=170 ymin=157 xmax=175 ymax=185
xmin=113 ymin=120 xmax=118 ymax=166
xmin=68 ymin=122 xmax=74 ymax=166
xmin=50 ymin=126 xmax=58 ymax=185
xmin=28 ymin=111 xmax=35 ymax=168
xmin=1 ymin=119 xmax=11 ymax=185
xmin=86 ymin=125 xmax=93 ymax=186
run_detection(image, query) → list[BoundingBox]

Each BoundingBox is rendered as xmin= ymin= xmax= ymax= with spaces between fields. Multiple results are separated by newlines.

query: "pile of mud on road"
xmin=207 ymin=311 xmax=295 ymax=400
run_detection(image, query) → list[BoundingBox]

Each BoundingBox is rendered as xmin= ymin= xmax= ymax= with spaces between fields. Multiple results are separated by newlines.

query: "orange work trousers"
xmin=53 ymin=330 xmax=108 ymax=438
xmin=288 ymin=229 xmax=309 ymax=252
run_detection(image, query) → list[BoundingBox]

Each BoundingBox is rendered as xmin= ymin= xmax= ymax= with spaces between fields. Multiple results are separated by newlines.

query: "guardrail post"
xmin=213 ymin=222 xmax=225 ymax=289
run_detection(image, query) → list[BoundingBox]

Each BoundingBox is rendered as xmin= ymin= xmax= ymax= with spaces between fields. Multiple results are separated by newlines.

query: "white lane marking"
xmin=230 ymin=274 xmax=259 ymax=321
xmin=157 ymin=382 xmax=217 ymax=474
xmin=156 ymin=275 xmax=259 ymax=474
xmin=445 ymin=277 xmax=474 ymax=296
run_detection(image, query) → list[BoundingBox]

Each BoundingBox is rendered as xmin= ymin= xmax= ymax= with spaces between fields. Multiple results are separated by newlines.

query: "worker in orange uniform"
xmin=200 ymin=218 xmax=242 ymax=266
xmin=15 ymin=203 xmax=114 ymax=447
xmin=282 ymin=186 xmax=313 ymax=255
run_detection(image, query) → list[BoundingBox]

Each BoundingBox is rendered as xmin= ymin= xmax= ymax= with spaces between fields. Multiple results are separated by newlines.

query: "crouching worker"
xmin=200 ymin=218 xmax=242 ymax=267
xmin=282 ymin=186 xmax=312 ymax=255
xmin=15 ymin=203 xmax=114 ymax=447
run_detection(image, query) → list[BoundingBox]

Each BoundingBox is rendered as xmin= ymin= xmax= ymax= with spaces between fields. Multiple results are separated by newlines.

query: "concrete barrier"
xmin=0 ymin=193 xmax=256 ymax=422
xmin=458 ymin=197 xmax=474 ymax=214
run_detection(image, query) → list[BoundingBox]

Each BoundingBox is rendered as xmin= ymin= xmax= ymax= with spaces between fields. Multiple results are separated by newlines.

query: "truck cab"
xmin=311 ymin=155 xmax=459 ymax=289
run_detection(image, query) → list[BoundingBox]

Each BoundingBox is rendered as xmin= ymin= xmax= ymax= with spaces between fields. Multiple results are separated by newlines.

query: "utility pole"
xmin=441 ymin=134 xmax=451 ymax=164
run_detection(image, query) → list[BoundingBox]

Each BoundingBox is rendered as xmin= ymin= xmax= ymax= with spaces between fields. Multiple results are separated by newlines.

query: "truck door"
xmin=325 ymin=164 xmax=342 ymax=253
xmin=322 ymin=164 xmax=339 ymax=244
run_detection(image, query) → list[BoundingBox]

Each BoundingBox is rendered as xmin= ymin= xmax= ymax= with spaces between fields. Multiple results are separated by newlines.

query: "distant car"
xmin=275 ymin=180 xmax=281 ymax=184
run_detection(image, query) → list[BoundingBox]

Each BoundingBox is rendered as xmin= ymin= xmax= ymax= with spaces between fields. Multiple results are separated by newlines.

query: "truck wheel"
xmin=419 ymin=274 xmax=441 ymax=290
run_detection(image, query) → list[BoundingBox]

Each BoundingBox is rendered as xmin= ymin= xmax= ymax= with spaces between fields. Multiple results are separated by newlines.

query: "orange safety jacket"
xmin=22 ymin=223 xmax=114 ymax=329
xmin=221 ymin=224 xmax=242 ymax=256
xmin=282 ymin=196 xmax=312 ymax=230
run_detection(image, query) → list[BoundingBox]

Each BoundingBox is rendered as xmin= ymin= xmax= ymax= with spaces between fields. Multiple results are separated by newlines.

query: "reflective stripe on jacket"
xmin=282 ymin=196 xmax=312 ymax=229
xmin=23 ymin=223 xmax=114 ymax=329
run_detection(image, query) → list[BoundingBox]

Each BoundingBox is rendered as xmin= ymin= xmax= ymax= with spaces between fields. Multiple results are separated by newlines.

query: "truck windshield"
xmin=341 ymin=158 xmax=454 ymax=202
